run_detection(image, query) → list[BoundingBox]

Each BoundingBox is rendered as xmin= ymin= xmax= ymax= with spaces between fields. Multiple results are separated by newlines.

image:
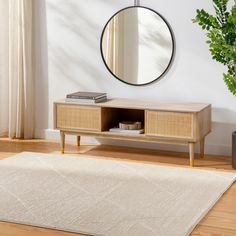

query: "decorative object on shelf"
xmin=193 ymin=1 xmax=236 ymax=168
xmin=192 ymin=1 xmax=236 ymax=95
xmin=54 ymin=98 xmax=211 ymax=167
xmin=65 ymin=91 xmax=107 ymax=104
xmin=119 ymin=121 xmax=142 ymax=130
xmin=100 ymin=5 xmax=174 ymax=86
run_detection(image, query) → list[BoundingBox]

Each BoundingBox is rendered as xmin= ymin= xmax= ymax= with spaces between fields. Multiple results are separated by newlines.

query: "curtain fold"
xmin=0 ymin=0 xmax=9 ymax=136
xmin=102 ymin=9 xmax=139 ymax=83
xmin=0 ymin=0 xmax=34 ymax=139
xmin=102 ymin=14 xmax=125 ymax=78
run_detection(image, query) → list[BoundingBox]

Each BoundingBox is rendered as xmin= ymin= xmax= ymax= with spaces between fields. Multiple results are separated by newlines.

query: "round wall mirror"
xmin=101 ymin=6 xmax=175 ymax=86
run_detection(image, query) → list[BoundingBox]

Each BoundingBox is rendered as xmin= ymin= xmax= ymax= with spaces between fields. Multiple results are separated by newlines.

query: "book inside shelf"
xmin=109 ymin=127 xmax=144 ymax=134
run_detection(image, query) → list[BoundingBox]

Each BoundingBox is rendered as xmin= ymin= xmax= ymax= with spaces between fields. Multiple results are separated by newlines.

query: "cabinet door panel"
xmin=56 ymin=104 xmax=101 ymax=131
xmin=145 ymin=111 xmax=194 ymax=138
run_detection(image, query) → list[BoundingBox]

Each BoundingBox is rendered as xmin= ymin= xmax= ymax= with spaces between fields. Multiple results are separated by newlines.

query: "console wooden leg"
xmin=60 ymin=131 xmax=65 ymax=154
xmin=77 ymin=136 xmax=81 ymax=146
xmin=189 ymin=143 xmax=195 ymax=167
xmin=200 ymin=137 xmax=205 ymax=159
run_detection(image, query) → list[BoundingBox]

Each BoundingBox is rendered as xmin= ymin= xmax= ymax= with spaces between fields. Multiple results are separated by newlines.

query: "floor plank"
xmin=199 ymin=211 xmax=236 ymax=231
xmin=0 ymin=138 xmax=235 ymax=236
xmin=192 ymin=225 xmax=236 ymax=236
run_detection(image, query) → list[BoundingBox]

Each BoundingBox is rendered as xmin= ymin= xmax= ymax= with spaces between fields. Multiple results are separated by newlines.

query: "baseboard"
xmin=35 ymin=129 xmax=231 ymax=157
xmin=0 ymin=131 xmax=8 ymax=137
xmin=35 ymin=128 xmax=100 ymax=144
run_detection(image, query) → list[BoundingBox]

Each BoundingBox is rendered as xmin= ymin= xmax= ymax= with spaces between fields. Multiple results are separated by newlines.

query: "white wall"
xmin=35 ymin=0 xmax=236 ymax=156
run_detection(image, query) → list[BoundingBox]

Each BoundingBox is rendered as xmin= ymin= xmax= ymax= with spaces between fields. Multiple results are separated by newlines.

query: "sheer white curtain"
xmin=102 ymin=9 xmax=139 ymax=82
xmin=0 ymin=0 xmax=9 ymax=137
xmin=0 ymin=0 xmax=34 ymax=139
xmin=102 ymin=14 xmax=125 ymax=78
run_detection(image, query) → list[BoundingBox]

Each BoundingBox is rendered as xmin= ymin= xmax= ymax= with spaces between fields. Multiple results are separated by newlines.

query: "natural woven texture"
xmin=0 ymin=152 xmax=235 ymax=236
xmin=146 ymin=111 xmax=193 ymax=138
xmin=56 ymin=104 xmax=101 ymax=131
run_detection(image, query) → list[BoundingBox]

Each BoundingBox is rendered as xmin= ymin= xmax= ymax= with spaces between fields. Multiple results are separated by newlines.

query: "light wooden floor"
xmin=0 ymin=138 xmax=235 ymax=236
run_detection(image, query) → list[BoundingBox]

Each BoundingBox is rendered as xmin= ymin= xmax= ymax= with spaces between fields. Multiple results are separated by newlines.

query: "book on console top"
xmin=66 ymin=97 xmax=107 ymax=104
xmin=66 ymin=91 xmax=107 ymax=100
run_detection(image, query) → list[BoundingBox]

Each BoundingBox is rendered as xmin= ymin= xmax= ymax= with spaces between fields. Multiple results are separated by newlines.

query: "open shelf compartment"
xmin=101 ymin=107 xmax=145 ymax=133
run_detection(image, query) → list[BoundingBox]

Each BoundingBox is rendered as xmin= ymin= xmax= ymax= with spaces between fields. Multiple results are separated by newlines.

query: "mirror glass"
xmin=101 ymin=6 xmax=174 ymax=86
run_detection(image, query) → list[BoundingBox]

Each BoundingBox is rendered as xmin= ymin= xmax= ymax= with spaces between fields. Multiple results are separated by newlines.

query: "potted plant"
xmin=192 ymin=0 xmax=236 ymax=168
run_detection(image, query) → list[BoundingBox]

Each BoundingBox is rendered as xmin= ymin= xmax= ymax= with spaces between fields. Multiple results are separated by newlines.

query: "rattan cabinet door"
xmin=145 ymin=110 xmax=194 ymax=139
xmin=56 ymin=104 xmax=101 ymax=131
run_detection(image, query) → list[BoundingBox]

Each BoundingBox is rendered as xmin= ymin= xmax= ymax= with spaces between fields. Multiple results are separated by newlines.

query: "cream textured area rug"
xmin=0 ymin=152 xmax=235 ymax=236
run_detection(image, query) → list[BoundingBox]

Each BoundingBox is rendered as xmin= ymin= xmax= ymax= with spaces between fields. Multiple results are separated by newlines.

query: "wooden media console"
xmin=54 ymin=98 xmax=211 ymax=167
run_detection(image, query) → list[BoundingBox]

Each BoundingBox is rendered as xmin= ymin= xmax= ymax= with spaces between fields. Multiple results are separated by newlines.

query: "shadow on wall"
xmin=48 ymin=46 xmax=105 ymax=91
xmin=46 ymin=0 xmax=106 ymax=90
xmin=34 ymin=0 xmax=49 ymax=137
xmin=212 ymin=107 xmax=236 ymax=124
xmin=207 ymin=107 xmax=236 ymax=155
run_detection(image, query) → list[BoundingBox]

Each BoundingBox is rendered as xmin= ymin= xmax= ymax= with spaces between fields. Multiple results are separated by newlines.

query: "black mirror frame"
xmin=100 ymin=6 xmax=175 ymax=86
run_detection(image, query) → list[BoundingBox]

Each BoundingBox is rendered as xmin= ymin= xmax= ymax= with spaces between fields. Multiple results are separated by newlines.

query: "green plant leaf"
xmin=193 ymin=0 xmax=236 ymax=96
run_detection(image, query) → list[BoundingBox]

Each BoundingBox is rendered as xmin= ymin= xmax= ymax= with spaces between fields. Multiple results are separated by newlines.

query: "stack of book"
xmin=109 ymin=127 xmax=144 ymax=134
xmin=66 ymin=92 xmax=107 ymax=104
